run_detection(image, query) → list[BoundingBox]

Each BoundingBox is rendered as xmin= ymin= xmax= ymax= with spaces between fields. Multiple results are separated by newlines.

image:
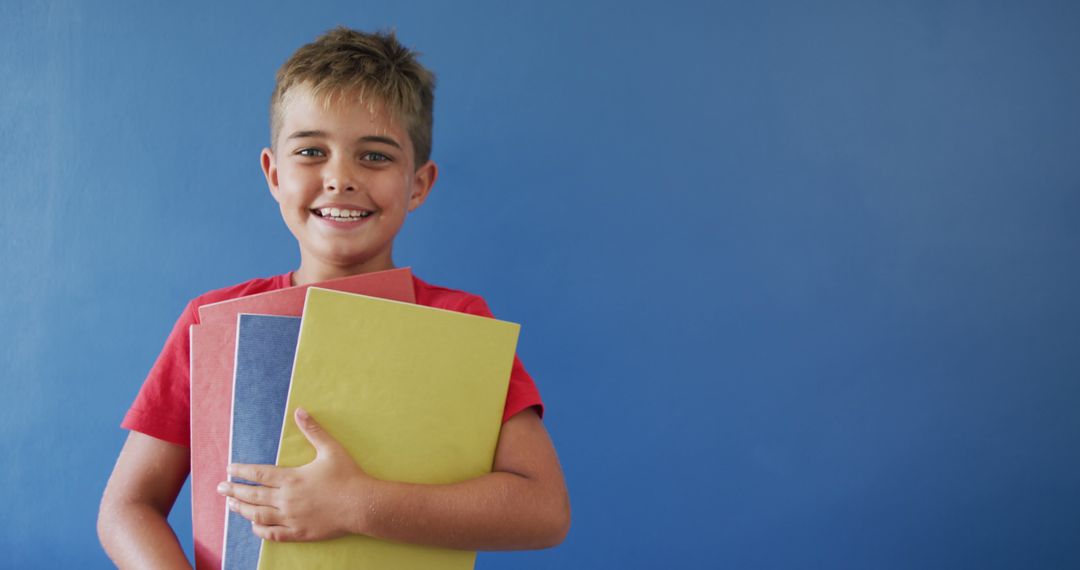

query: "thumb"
xmin=294 ymin=407 xmax=340 ymax=456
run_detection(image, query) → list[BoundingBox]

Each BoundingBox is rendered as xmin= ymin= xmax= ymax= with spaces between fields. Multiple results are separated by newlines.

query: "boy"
xmin=98 ymin=27 xmax=570 ymax=568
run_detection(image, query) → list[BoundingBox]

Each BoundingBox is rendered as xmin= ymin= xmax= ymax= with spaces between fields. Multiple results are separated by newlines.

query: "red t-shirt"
xmin=121 ymin=273 xmax=543 ymax=446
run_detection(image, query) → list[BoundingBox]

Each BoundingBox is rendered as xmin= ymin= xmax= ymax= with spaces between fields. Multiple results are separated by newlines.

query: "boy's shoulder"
xmin=411 ymin=275 xmax=493 ymax=316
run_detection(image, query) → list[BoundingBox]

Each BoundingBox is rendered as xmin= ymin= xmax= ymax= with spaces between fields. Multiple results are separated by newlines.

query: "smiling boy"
xmin=269 ymin=86 xmax=428 ymax=281
xmin=98 ymin=28 xmax=570 ymax=568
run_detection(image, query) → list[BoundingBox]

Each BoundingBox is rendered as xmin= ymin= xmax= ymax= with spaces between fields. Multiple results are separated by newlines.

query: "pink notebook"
xmin=189 ymin=268 xmax=415 ymax=570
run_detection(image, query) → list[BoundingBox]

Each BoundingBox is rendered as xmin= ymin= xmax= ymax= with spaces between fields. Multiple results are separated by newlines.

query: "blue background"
xmin=2 ymin=1 xmax=1079 ymax=568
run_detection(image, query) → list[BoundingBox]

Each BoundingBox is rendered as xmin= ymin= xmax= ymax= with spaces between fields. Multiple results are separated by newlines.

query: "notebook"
xmin=222 ymin=315 xmax=301 ymax=570
xmin=190 ymin=268 xmax=415 ymax=570
xmin=258 ymin=287 xmax=520 ymax=569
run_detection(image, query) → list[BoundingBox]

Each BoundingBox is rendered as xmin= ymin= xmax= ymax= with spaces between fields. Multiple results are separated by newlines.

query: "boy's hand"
xmin=217 ymin=407 xmax=374 ymax=542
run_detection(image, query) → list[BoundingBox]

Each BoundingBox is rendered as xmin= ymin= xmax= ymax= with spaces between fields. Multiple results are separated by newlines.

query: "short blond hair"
xmin=270 ymin=27 xmax=436 ymax=166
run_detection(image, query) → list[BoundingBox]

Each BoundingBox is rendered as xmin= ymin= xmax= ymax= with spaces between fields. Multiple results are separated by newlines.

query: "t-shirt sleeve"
xmin=120 ymin=301 xmax=197 ymax=446
xmin=461 ymin=296 xmax=545 ymax=423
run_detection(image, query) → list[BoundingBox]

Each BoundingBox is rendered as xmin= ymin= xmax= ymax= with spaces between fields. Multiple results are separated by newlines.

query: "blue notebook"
xmin=222 ymin=314 xmax=302 ymax=570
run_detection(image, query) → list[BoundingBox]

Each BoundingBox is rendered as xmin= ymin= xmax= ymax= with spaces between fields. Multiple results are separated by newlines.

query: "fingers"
xmin=228 ymin=497 xmax=283 ymax=527
xmin=252 ymin=523 xmax=311 ymax=543
xmin=219 ymin=481 xmax=282 ymax=525
xmin=228 ymin=463 xmax=283 ymax=487
xmin=219 ymin=481 xmax=276 ymax=506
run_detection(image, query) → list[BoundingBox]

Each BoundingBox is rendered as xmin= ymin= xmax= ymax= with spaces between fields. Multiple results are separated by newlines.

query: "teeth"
xmin=316 ymin=207 xmax=371 ymax=220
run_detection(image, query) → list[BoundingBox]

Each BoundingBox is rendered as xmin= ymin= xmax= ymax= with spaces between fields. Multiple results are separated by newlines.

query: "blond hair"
xmin=270 ymin=27 xmax=436 ymax=167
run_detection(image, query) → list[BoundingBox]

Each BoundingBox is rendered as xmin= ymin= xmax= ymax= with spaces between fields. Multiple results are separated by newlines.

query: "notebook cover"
xmin=222 ymin=315 xmax=302 ymax=570
xmin=258 ymin=287 xmax=519 ymax=570
xmin=190 ymin=268 xmax=416 ymax=570
xmin=190 ymin=322 xmax=236 ymax=570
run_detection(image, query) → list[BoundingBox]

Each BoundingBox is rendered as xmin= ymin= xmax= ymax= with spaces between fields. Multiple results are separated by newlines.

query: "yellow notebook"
xmin=258 ymin=287 xmax=520 ymax=570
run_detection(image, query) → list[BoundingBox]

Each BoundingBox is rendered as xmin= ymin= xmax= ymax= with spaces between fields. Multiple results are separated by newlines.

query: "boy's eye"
xmin=362 ymin=152 xmax=391 ymax=162
xmin=297 ymin=148 xmax=325 ymax=158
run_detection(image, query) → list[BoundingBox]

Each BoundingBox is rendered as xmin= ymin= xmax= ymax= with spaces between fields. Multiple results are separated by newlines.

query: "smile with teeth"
xmin=312 ymin=207 xmax=373 ymax=221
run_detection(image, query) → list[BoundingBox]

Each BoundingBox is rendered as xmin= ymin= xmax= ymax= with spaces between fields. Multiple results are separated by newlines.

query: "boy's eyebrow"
xmin=285 ymin=131 xmax=403 ymax=150
xmin=286 ymin=130 xmax=326 ymax=140
xmin=358 ymin=135 xmax=403 ymax=149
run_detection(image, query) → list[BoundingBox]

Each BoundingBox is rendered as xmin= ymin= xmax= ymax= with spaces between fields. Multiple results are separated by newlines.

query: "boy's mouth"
xmin=311 ymin=207 xmax=373 ymax=222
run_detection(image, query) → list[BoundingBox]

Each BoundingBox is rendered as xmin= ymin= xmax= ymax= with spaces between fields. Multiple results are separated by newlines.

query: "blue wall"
xmin=2 ymin=1 xmax=1078 ymax=568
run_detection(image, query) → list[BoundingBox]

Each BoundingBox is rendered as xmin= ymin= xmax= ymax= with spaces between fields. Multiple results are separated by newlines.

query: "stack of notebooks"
xmin=189 ymin=268 xmax=520 ymax=570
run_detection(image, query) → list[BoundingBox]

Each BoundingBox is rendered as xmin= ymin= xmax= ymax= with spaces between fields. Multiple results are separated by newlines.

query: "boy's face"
xmin=261 ymin=85 xmax=437 ymax=276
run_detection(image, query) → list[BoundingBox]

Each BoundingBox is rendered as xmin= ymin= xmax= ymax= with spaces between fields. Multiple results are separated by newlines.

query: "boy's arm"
xmin=221 ymin=407 xmax=571 ymax=550
xmin=98 ymin=431 xmax=193 ymax=569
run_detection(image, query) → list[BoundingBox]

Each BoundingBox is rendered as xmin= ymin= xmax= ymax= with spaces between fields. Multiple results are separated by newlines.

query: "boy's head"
xmin=261 ymin=28 xmax=440 ymax=279
xmin=270 ymin=27 xmax=436 ymax=168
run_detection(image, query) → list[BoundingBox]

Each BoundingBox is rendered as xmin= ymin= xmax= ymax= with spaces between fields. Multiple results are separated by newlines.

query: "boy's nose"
xmin=324 ymin=178 xmax=356 ymax=192
xmin=323 ymin=156 xmax=358 ymax=192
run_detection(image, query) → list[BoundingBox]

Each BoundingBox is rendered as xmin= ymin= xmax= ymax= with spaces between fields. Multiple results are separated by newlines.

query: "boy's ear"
xmin=261 ymin=148 xmax=280 ymax=202
xmin=407 ymin=159 xmax=439 ymax=212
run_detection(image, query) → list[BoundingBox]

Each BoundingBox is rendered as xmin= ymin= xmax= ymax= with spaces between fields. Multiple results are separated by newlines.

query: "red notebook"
xmin=189 ymin=268 xmax=415 ymax=570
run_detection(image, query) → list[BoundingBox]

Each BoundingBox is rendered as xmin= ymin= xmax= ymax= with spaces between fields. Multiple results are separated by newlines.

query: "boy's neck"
xmin=291 ymin=256 xmax=396 ymax=287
